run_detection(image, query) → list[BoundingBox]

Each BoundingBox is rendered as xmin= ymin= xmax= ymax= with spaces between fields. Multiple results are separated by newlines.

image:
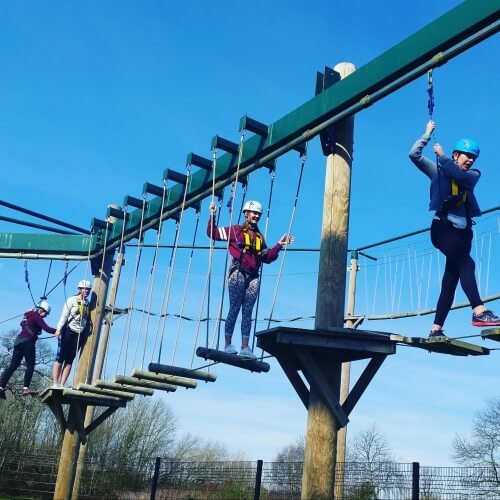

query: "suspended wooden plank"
xmin=196 ymin=347 xmax=270 ymax=373
xmin=95 ymin=379 xmax=154 ymax=396
xmin=132 ymin=369 xmax=198 ymax=389
xmin=76 ymin=383 xmax=135 ymax=401
xmin=62 ymin=388 xmax=129 ymax=405
xmin=148 ymin=362 xmax=217 ymax=383
xmin=390 ymin=333 xmax=489 ymax=356
xmin=114 ymin=374 xmax=177 ymax=393
xmin=481 ymin=328 xmax=500 ymax=342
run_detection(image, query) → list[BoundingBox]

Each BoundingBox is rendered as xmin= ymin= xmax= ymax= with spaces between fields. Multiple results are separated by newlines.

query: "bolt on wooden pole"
xmin=301 ymin=62 xmax=356 ymax=500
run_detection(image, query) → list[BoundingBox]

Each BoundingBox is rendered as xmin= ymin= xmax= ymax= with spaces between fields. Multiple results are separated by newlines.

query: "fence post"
xmin=150 ymin=456 xmax=161 ymax=500
xmin=254 ymin=459 xmax=263 ymax=500
xmin=412 ymin=461 xmax=420 ymax=500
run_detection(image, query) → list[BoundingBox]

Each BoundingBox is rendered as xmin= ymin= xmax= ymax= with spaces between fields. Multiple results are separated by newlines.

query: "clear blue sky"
xmin=0 ymin=1 xmax=499 ymax=465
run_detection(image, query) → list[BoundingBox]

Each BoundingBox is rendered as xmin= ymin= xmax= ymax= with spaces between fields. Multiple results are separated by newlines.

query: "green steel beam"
xmin=1 ymin=0 xmax=498 ymax=259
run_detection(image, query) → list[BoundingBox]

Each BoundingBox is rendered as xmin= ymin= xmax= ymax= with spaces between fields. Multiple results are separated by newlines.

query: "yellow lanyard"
xmin=451 ymin=180 xmax=467 ymax=207
xmin=243 ymin=230 xmax=262 ymax=255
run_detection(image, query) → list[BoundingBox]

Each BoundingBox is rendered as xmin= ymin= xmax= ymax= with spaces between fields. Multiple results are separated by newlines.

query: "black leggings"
xmin=0 ymin=341 xmax=36 ymax=388
xmin=431 ymin=218 xmax=483 ymax=327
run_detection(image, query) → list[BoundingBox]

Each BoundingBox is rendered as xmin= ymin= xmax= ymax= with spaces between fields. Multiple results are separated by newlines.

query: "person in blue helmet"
xmin=409 ymin=120 xmax=500 ymax=337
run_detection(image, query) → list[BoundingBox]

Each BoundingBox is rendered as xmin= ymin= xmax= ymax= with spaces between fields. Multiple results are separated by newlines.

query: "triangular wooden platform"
xmin=256 ymin=326 xmax=396 ymax=428
xmin=40 ymin=386 xmax=129 ymax=444
xmin=256 ymin=326 xmax=490 ymax=429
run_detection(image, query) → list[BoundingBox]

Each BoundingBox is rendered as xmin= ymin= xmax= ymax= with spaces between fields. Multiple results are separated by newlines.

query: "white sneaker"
xmin=51 ymin=383 xmax=63 ymax=389
xmin=224 ymin=344 xmax=238 ymax=355
xmin=239 ymin=347 xmax=257 ymax=360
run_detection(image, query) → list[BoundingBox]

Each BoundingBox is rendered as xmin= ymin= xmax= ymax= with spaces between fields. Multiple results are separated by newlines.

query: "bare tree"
xmin=452 ymin=396 xmax=500 ymax=496
xmin=345 ymin=424 xmax=404 ymax=499
xmin=270 ymin=435 xmax=304 ymax=496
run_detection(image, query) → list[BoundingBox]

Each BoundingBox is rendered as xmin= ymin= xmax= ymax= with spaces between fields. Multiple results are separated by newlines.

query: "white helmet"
xmin=37 ymin=300 xmax=51 ymax=315
xmin=78 ymin=279 xmax=92 ymax=289
xmin=242 ymin=200 xmax=263 ymax=214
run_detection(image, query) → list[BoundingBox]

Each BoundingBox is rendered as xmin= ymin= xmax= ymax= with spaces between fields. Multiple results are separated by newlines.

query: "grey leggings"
xmin=225 ymin=269 xmax=260 ymax=340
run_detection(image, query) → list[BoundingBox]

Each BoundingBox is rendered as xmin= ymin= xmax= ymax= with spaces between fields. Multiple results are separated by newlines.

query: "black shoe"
xmin=0 ymin=388 xmax=6 ymax=400
xmin=428 ymin=330 xmax=446 ymax=338
xmin=472 ymin=310 xmax=500 ymax=327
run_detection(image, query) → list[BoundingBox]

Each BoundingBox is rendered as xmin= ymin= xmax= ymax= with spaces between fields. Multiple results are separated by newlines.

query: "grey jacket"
xmin=409 ymin=134 xmax=481 ymax=218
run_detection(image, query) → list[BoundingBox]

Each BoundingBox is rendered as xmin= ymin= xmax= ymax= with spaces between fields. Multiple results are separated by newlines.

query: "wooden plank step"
xmin=481 ymin=328 xmax=500 ymax=342
xmin=95 ymin=380 xmax=154 ymax=396
xmin=115 ymin=375 xmax=177 ymax=393
xmin=132 ymin=369 xmax=197 ymax=389
xmin=76 ymin=383 xmax=135 ymax=400
xmin=62 ymin=388 xmax=127 ymax=407
xmin=390 ymin=334 xmax=489 ymax=356
xmin=196 ymin=347 xmax=270 ymax=373
xmin=148 ymin=363 xmax=216 ymax=382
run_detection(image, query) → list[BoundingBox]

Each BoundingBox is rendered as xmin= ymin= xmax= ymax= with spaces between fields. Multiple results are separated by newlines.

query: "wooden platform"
xmin=480 ymin=328 xmax=500 ymax=342
xmin=390 ymin=333 xmax=490 ymax=356
xmin=256 ymin=327 xmax=396 ymax=428
xmin=40 ymin=386 xmax=128 ymax=444
xmin=196 ymin=347 xmax=270 ymax=373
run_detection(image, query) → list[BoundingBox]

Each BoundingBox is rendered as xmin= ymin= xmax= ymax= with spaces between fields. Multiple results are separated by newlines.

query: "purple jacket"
xmin=15 ymin=309 xmax=56 ymax=345
xmin=207 ymin=215 xmax=282 ymax=274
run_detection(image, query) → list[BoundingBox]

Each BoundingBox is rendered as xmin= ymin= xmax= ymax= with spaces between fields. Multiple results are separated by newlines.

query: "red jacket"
xmin=207 ymin=215 xmax=282 ymax=274
xmin=16 ymin=309 xmax=56 ymax=344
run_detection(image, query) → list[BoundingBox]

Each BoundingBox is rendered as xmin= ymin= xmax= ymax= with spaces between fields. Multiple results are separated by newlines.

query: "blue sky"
xmin=0 ymin=1 xmax=499 ymax=465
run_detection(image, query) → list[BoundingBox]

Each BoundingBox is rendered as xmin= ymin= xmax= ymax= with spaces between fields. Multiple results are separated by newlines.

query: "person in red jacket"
xmin=0 ymin=300 xmax=56 ymax=398
xmin=207 ymin=200 xmax=294 ymax=359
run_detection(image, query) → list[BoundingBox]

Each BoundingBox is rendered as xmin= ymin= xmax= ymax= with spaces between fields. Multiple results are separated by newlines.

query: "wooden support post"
xmin=53 ymin=239 xmax=116 ymax=500
xmin=72 ymin=234 xmax=125 ymax=499
xmin=302 ymin=62 xmax=355 ymax=500
xmin=336 ymin=250 xmax=359 ymax=499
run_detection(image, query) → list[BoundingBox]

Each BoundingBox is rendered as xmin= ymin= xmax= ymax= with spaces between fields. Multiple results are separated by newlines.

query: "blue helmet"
xmin=453 ymin=138 xmax=480 ymax=158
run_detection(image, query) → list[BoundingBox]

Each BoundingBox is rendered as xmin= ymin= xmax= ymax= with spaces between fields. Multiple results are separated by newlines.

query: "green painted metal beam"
xmin=1 ymin=0 xmax=498 ymax=259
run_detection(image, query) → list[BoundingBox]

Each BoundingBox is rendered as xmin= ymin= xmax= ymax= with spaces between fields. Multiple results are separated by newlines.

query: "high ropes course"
xmin=0 ymin=1 xmax=498 ymax=498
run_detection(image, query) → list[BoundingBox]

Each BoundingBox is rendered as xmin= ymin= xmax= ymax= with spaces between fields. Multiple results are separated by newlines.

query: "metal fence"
xmin=2 ymin=452 xmax=500 ymax=499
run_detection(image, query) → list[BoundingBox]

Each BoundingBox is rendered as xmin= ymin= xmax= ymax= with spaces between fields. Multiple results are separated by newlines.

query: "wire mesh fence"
xmin=2 ymin=452 xmax=500 ymax=499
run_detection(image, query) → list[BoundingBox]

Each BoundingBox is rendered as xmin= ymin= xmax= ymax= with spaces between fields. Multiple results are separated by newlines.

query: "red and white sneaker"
xmin=472 ymin=310 xmax=500 ymax=327
xmin=22 ymin=387 xmax=39 ymax=396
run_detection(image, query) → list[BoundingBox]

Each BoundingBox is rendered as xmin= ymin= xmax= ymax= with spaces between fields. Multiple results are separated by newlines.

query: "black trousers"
xmin=431 ymin=218 xmax=482 ymax=326
xmin=0 ymin=341 xmax=36 ymax=388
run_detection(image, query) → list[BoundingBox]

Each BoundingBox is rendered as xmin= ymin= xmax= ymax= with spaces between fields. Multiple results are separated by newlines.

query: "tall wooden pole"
xmin=72 ymin=245 xmax=125 ymax=499
xmin=53 ymin=244 xmax=116 ymax=500
xmin=301 ymin=62 xmax=355 ymax=500
xmin=335 ymin=250 xmax=359 ymax=499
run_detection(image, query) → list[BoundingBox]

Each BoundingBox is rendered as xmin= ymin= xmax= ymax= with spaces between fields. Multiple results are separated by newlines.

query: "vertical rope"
xmin=266 ymin=147 xmax=307 ymax=328
xmin=118 ymin=196 xmax=147 ymax=375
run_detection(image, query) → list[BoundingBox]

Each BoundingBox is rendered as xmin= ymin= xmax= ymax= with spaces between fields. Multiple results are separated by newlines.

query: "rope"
xmin=81 ymin=221 xmax=110 ymax=386
xmin=251 ymin=167 xmax=277 ymax=349
xmin=43 ymin=261 xmax=53 ymax=299
xmin=266 ymin=145 xmax=307 ymax=328
xmin=210 ymin=130 xmax=247 ymax=351
xmin=190 ymin=194 xmax=223 ymax=368
xmin=153 ymin=166 xmax=192 ymax=365
xmin=117 ymin=196 xmax=147 ymax=376
xmin=171 ymin=208 xmax=200 ymax=365
xmin=23 ymin=261 xmax=36 ymax=307
xmin=100 ymin=205 xmax=128 ymax=380
xmin=427 ymin=69 xmax=435 ymax=120
xmin=137 ymin=183 xmax=170 ymax=370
